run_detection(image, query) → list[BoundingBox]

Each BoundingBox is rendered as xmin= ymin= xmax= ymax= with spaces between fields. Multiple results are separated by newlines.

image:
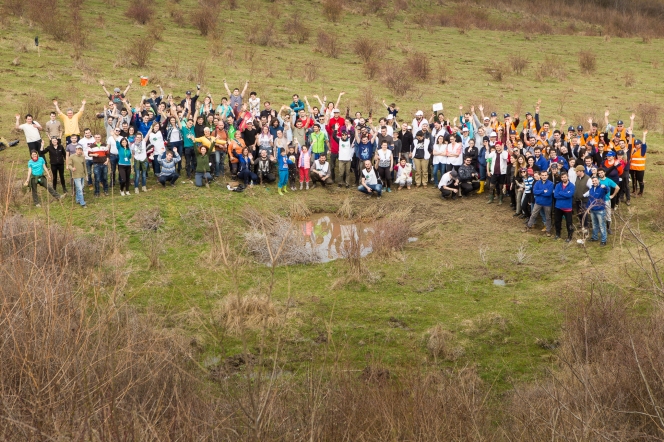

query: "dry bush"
xmin=288 ymin=198 xmax=311 ymax=220
xmin=382 ymin=12 xmax=395 ymax=28
xmin=394 ymin=0 xmax=409 ymax=12
xmin=227 ymin=0 xmax=237 ymax=9
xmin=353 ymin=38 xmax=382 ymax=63
xmin=461 ymin=312 xmax=510 ymax=338
xmin=534 ymin=56 xmax=567 ymax=81
xmin=125 ymin=0 xmax=154 ymax=24
xmin=314 ymin=30 xmax=341 ymax=58
xmin=508 ymin=54 xmax=529 ymax=75
xmin=322 ymin=0 xmax=343 ymax=22
xmin=128 ymin=207 xmax=164 ymax=232
xmin=191 ymin=4 xmax=219 ymax=36
xmin=383 ymin=64 xmax=412 ymax=96
xmin=426 ymin=324 xmax=464 ymax=361
xmin=214 ymin=294 xmax=283 ymax=335
xmin=141 ymin=231 xmax=165 ymax=269
xmin=340 ymin=227 xmax=364 ymax=277
xmin=242 ymin=209 xmax=318 ymax=266
xmin=29 ymin=0 xmax=70 ymax=41
xmin=19 ymin=91 xmax=50 ymax=122
xmin=435 ymin=61 xmax=449 ymax=84
xmin=169 ymin=4 xmax=186 ymax=26
xmin=636 ymin=103 xmax=660 ymax=130
xmin=283 ymin=14 xmax=310 ymax=43
xmin=485 ymin=61 xmax=507 ymax=82
xmin=623 ymin=71 xmax=635 ymax=87
xmin=358 ymin=86 xmax=377 ymax=113
xmin=336 ymin=196 xmax=355 ymax=219
xmin=148 ymin=21 xmax=164 ymax=41
xmin=578 ymin=50 xmax=596 ymax=74
xmin=406 ymin=52 xmax=430 ymax=80
xmin=248 ymin=21 xmax=282 ymax=47
xmin=363 ymin=59 xmax=381 ymax=79
xmin=651 ymin=178 xmax=664 ymax=231
xmin=1 ymin=0 xmax=25 ymax=16
xmin=187 ymin=58 xmax=207 ymax=85
xmin=127 ymin=38 xmax=155 ymax=68
xmin=505 ymin=284 xmax=664 ymax=440
xmin=370 ymin=215 xmax=411 ymax=257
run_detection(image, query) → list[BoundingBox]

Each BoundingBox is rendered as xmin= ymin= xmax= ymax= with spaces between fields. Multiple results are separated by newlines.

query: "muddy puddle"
xmin=296 ymin=214 xmax=374 ymax=262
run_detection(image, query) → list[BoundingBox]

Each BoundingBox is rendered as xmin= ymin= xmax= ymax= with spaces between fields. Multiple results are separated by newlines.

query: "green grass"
xmin=2 ymin=0 xmax=664 ymax=391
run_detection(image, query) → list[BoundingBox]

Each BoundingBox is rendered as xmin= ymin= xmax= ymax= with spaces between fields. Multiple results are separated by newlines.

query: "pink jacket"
xmin=298 ymin=148 xmax=311 ymax=169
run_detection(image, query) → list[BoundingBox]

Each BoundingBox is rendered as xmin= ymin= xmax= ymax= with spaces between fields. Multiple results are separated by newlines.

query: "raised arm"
xmin=53 ymin=100 xmax=64 ymax=117
xmin=223 ymin=79 xmax=232 ymax=96
xmin=99 ymin=80 xmax=110 ymax=97
xmin=312 ymin=94 xmax=325 ymax=108
xmin=123 ymin=78 xmax=133 ymax=96
xmin=78 ymin=100 xmax=86 ymax=115
xmin=629 ymin=113 xmax=635 ymax=134
xmin=240 ymin=80 xmax=249 ymax=97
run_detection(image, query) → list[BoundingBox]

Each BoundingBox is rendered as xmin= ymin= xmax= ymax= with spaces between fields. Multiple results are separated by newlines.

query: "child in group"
xmin=395 ymin=157 xmax=413 ymax=190
xmin=287 ymin=144 xmax=299 ymax=191
xmin=277 ymin=147 xmax=294 ymax=195
xmin=248 ymin=92 xmax=261 ymax=118
xmin=297 ymin=142 xmax=311 ymax=190
xmin=522 ymin=169 xmax=535 ymax=219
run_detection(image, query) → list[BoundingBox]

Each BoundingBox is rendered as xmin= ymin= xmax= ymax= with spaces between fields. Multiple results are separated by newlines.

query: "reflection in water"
xmin=298 ymin=214 xmax=374 ymax=263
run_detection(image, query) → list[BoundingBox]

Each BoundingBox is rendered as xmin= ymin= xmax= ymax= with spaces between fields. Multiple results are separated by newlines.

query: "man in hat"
xmin=573 ymin=165 xmax=590 ymax=231
xmin=100 ymin=78 xmax=132 ymax=109
xmin=585 ymin=176 xmax=610 ymax=246
xmin=412 ymin=110 xmax=428 ymax=134
xmin=525 ymin=169 xmax=554 ymax=236
xmin=438 ymin=169 xmax=460 ymax=199
xmin=630 ymin=130 xmax=648 ymax=197
xmin=180 ymin=84 xmax=201 ymax=118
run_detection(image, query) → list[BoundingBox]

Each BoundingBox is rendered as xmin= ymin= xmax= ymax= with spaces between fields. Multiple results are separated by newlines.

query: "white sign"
xmin=432 ymin=102 xmax=444 ymax=112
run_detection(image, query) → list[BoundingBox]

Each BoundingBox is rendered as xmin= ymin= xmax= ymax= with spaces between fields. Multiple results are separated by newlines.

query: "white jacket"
xmin=486 ymin=150 xmax=509 ymax=175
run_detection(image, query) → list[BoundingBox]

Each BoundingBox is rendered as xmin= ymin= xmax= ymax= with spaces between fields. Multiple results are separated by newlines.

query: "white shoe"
xmin=306 ymin=182 xmax=309 ymax=190
xmin=142 ymin=186 xmax=147 ymax=192
xmin=135 ymin=187 xmax=139 ymax=194
xmin=299 ymin=182 xmax=303 ymax=190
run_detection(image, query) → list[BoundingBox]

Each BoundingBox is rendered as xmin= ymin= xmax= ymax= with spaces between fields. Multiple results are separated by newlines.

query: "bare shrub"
xmin=29 ymin=0 xmax=70 ymax=41
xmin=227 ymin=0 xmax=237 ymax=9
xmin=512 ymin=242 xmax=529 ymax=264
xmin=353 ymin=38 xmax=382 ymax=63
xmin=426 ymin=324 xmax=464 ymax=361
xmin=358 ymin=86 xmax=377 ymax=114
xmin=191 ymin=4 xmax=219 ymax=36
xmin=283 ymin=15 xmax=310 ymax=44
xmin=248 ymin=21 xmax=282 ymax=47
xmin=636 ymin=103 xmax=660 ymax=130
xmin=19 ymin=91 xmax=50 ymax=122
xmin=322 ymin=0 xmax=343 ymax=22
xmin=314 ymin=30 xmax=341 ymax=58
xmin=623 ymin=71 xmax=635 ymax=87
xmin=187 ymin=58 xmax=207 ymax=85
xmin=127 ymin=38 xmax=155 ymax=68
xmin=141 ymin=232 xmax=165 ymax=269
xmin=534 ymin=56 xmax=567 ymax=82
xmin=169 ymin=5 xmax=186 ymax=27
xmin=215 ymin=294 xmax=283 ymax=335
xmin=242 ymin=209 xmax=318 ymax=266
xmin=148 ymin=21 xmax=164 ymax=41
xmin=382 ymin=12 xmax=394 ymax=28
xmin=370 ymin=216 xmax=411 ymax=257
xmin=383 ymin=64 xmax=412 ymax=96
xmin=462 ymin=312 xmax=510 ymax=338
xmin=406 ymin=52 xmax=430 ymax=81
xmin=125 ymin=0 xmax=154 ymax=24
xmin=336 ymin=196 xmax=355 ymax=219
xmin=508 ymin=54 xmax=529 ymax=75
xmin=435 ymin=61 xmax=449 ymax=84
xmin=394 ymin=0 xmax=409 ymax=12
xmin=340 ymin=226 xmax=364 ymax=278
xmin=485 ymin=61 xmax=506 ymax=82
xmin=578 ymin=50 xmax=596 ymax=74
xmin=128 ymin=207 xmax=164 ymax=232
xmin=363 ymin=59 xmax=381 ymax=80
xmin=288 ymin=198 xmax=311 ymax=220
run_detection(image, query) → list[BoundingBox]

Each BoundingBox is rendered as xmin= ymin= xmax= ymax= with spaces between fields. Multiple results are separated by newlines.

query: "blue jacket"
xmin=533 ymin=179 xmax=554 ymax=206
xmin=549 ymin=156 xmax=568 ymax=171
xmin=534 ymin=155 xmax=549 ymax=172
xmin=553 ymin=181 xmax=574 ymax=210
xmin=277 ymin=154 xmax=293 ymax=171
xmin=587 ymin=185 xmax=608 ymax=211
xmin=290 ymin=100 xmax=305 ymax=113
xmin=354 ymin=141 xmax=375 ymax=161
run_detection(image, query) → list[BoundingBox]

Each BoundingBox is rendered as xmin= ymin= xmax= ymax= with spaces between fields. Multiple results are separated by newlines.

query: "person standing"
xmin=411 ymin=131 xmax=430 ymax=188
xmin=276 ymin=148 xmax=294 ymax=195
xmin=553 ymin=171 xmax=575 ymax=242
xmin=486 ymin=142 xmax=509 ymax=204
xmin=629 ymin=130 xmax=648 ymax=197
xmin=374 ymin=140 xmax=394 ymax=193
xmin=88 ymin=134 xmax=109 ymax=197
xmin=116 ymin=137 xmax=133 ymax=196
xmin=45 ymin=137 xmax=67 ymax=194
xmin=15 ymin=114 xmax=43 ymax=157
xmin=44 ymin=111 xmax=62 ymax=142
xmin=67 ymin=145 xmax=87 ymax=208
xmin=335 ymin=130 xmax=353 ymax=188
xmin=585 ymin=176 xmax=609 ymax=246
xmin=573 ymin=165 xmax=590 ymax=232
xmin=24 ymin=150 xmax=64 ymax=207
xmin=53 ymin=99 xmax=86 ymax=143
xmin=525 ymin=170 xmax=554 ymax=236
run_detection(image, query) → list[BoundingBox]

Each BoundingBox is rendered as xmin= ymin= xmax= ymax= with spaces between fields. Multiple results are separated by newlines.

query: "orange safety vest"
xmin=581 ymin=133 xmax=599 ymax=147
xmin=630 ymin=145 xmax=646 ymax=171
xmin=612 ymin=127 xmax=627 ymax=141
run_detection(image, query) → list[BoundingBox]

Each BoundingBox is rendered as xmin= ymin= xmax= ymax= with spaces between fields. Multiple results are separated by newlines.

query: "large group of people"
xmin=11 ymin=79 xmax=651 ymax=245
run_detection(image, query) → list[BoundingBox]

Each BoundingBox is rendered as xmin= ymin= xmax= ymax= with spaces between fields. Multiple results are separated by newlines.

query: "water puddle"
xmin=296 ymin=214 xmax=374 ymax=262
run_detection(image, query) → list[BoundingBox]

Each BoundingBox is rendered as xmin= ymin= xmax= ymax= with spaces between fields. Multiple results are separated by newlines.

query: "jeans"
xmin=152 ymin=157 xmax=161 ymax=175
xmin=86 ymin=159 xmax=94 ymax=185
xmin=158 ymin=173 xmax=179 ymax=186
xmin=478 ymin=163 xmax=487 ymax=181
xmin=432 ymin=163 xmax=445 ymax=184
xmin=93 ymin=163 xmax=108 ymax=195
xmin=238 ymin=169 xmax=257 ymax=185
xmin=169 ymin=141 xmax=183 ymax=173
xmin=73 ymin=177 xmax=86 ymax=206
xmin=215 ymin=150 xmax=226 ymax=176
xmin=195 ymin=171 xmax=212 ymax=186
xmin=527 ymin=204 xmax=552 ymax=233
xmin=358 ymin=183 xmax=382 ymax=196
xmin=109 ymin=154 xmax=119 ymax=185
xmin=134 ymin=160 xmax=147 ymax=188
xmin=590 ymin=209 xmax=607 ymax=243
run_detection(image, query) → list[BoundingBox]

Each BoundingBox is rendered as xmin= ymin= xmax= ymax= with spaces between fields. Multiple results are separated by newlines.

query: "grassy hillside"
xmin=1 ymin=0 xmax=663 ymax=392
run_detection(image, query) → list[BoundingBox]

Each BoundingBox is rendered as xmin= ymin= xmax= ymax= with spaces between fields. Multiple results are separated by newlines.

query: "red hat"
xmin=527 ymin=168 xmax=534 ymax=176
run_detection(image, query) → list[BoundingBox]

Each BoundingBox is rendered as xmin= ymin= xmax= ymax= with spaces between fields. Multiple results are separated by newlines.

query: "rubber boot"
xmin=487 ymin=192 xmax=494 ymax=204
xmin=478 ymin=181 xmax=485 ymax=194
xmin=498 ymin=194 xmax=503 ymax=205
xmin=283 ymin=186 xmax=288 ymax=193
xmin=278 ymin=187 xmax=283 ymax=196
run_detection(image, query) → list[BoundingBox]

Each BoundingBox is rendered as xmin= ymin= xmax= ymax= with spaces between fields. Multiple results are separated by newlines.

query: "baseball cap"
xmin=509 ymin=130 xmax=516 ymax=135
xmin=75 ymin=145 xmax=83 ymax=150
xmin=617 ymin=120 xmax=624 ymax=125
xmin=606 ymin=151 xmax=616 ymax=157
xmin=635 ymin=139 xmax=642 ymax=145
xmin=415 ymin=110 xmax=424 ymax=116
xmin=617 ymin=150 xmax=625 ymax=155
xmin=449 ymin=170 xmax=458 ymax=178
xmin=490 ymin=112 xmax=497 ymax=117
xmin=333 ymin=108 xmax=340 ymax=113
xmin=503 ymin=113 xmax=510 ymax=118
xmin=577 ymin=125 xmax=583 ymax=131
xmin=186 ymin=90 xmax=192 ymax=95
xmin=462 ymin=127 xmax=469 ymax=132
xmin=575 ymin=165 xmax=585 ymax=172
xmin=567 ymin=126 xmax=574 ymax=131
xmin=113 ymin=87 xmax=121 ymax=93
xmin=525 ymin=111 xmax=532 ymax=116
xmin=490 ymin=131 xmax=497 ymax=137
xmin=483 ymin=116 xmax=490 ymax=121
xmin=246 ymin=119 xmax=253 ymax=124
xmin=407 ymin=125 xmax=412 ymax=130
xmin=386 ymin=114 xmax=393 ymax=120
xmin=527 ymin=168 xmax=534 ymax=176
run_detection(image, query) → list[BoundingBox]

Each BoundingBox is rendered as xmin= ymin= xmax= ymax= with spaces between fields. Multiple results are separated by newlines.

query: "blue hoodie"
xmin=587 ymin=184 xmax=608 ymax=211
xmin=535 ymin=155 xmax=549 ymax=172
xmin=354 ymin=140 xmax=375 ymax=162
xmin=533 ymin=179 xmax=554 ymax=206
xmin=553 ymin=181 xmax=575 ymax=210
xmin=278 ymin=153 xmax=293 ymax=171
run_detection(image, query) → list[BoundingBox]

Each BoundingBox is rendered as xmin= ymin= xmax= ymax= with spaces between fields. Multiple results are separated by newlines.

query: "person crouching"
xmin=158 ymin=148 xmax=181 ymax=187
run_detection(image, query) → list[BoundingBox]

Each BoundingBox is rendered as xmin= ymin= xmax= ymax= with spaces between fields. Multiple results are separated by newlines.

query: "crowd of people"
xmin=11 ymin=79 xmax=651 ymax=245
